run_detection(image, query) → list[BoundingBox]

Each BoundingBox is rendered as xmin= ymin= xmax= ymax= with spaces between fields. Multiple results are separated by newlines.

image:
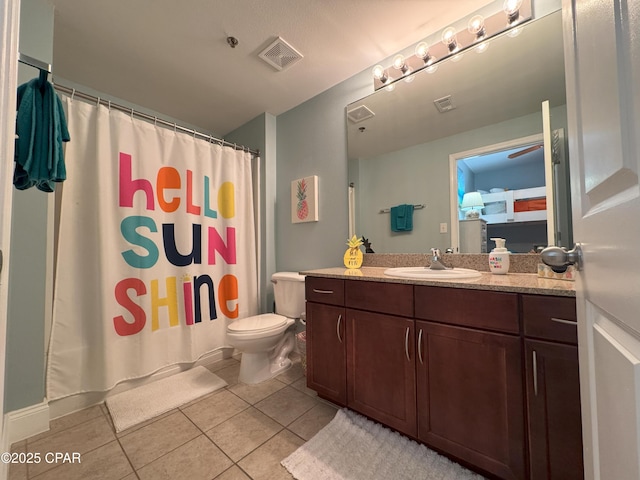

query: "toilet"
xmin=226 ymin=272 xmax=306 ymax=384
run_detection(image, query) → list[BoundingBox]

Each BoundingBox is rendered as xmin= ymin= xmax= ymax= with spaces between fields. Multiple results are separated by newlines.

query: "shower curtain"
xmin=47 ymin=97 xmax=258 ymax=400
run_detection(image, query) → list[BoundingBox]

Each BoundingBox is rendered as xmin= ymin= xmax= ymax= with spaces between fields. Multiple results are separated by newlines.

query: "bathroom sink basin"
xmin=384 ymin=267 xmax=483 ymax=280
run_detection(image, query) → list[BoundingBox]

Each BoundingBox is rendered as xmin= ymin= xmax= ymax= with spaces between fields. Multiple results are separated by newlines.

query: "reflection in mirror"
xmin=347 ymin=10 xmax=570 ymax=255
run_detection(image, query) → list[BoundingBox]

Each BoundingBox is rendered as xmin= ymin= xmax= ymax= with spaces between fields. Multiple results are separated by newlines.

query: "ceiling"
xmin=48 ymin=0 xmax=494 ymax=136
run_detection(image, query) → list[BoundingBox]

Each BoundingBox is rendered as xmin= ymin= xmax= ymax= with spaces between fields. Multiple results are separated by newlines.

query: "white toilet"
xmin=226 ymin=272 xmax=306 ymax=384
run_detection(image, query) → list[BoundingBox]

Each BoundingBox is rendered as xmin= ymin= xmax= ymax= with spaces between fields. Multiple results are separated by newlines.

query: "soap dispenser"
xmin=489 ymin=238 xmax=510 ymax=274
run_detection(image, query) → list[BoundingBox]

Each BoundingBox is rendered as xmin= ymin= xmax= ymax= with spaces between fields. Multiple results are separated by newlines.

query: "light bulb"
xmin=415 ymin=42 xmax=430 ymax=59
xmin=372 ymin=64 xmax=386 ymax=80
xmin=392 ymin=54 xmax=405 ymax=70
xmin=503 ymin=0 xmax=523 ymax=24
xmin=467 ymin=15 xmax=485 ymax=38
xmin=441 ymin=27 xmax=459 ymax=52
xmin=507 ymin=26 xmax=522 ymax=37
xmin=503 ymin=0 xmax=523 ymax=15
xmin=474 ymin=42 xmax=489 ymax=54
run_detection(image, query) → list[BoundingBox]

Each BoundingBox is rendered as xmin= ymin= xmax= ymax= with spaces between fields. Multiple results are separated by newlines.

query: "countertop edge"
xmin=300 ymin=267 xmax=576 ymax=297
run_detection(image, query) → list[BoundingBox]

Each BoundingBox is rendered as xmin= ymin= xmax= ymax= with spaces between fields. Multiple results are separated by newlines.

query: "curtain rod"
xmin=18 ymin=53 xmax=52 ymax=73
xmin=53 ymin=83 xmax=260 ymax=156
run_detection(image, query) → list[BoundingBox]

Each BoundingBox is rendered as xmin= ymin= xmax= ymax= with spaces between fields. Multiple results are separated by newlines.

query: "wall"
xmin=4 ymin=0 xmax=54 ymax=413
xmin=225 ymin=113 xmax=276 ymax=313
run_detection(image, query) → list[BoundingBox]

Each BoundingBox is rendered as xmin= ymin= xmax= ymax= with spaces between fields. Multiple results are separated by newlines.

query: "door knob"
xmin=541 ymin=244 xmax=582 ymax=272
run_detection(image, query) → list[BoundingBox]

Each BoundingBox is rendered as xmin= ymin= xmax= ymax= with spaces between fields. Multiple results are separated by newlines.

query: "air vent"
xmin=434 ymin=95 xmax=456 ymax=113
xmin=347 ymin=105 xmax=375 ymax=124
xmin=259 ymin=37 xmax=304 ymax=71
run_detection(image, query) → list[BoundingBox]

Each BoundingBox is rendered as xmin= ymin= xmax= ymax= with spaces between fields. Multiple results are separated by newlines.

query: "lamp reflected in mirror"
xmin=460 ymin=192 xmax=485 ymax=219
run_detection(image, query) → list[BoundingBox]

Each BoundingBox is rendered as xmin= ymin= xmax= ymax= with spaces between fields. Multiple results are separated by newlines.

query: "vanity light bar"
xmin=373 ymin=0 xmax=532 ymax=91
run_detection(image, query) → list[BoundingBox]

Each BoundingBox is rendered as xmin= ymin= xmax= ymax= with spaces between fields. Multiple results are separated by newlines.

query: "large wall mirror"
xmin=347 ymin=9 xmax=572 ymax=255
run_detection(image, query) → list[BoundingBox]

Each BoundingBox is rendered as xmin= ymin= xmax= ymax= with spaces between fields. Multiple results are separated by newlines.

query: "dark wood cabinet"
xmin=306 ymin=278 xmax=347 ymax=405
xmin=347 ymin=308 xmax=416 ymax=437
xmin=305 ymin=276 xmax=581 ymax=480
xmin=523 ymin=295 xmax=583 ymax=479
xmin=416 ymin=321 xmax=526 ymax=480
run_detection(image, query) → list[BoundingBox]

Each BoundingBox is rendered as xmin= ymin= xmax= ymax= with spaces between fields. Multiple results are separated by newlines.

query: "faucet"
xmin=429 ymin=248 xmax=448 ymax=270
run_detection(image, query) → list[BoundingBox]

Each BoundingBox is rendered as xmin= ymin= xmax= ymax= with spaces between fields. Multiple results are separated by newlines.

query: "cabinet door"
xmin=416 ymin=321 xmax=525 ymax=480
xmin=347 ymin=309 xmax=416 ymax=437
xmin=306 ymin=302 xmax=347 ymax=405
xmin=525 ymin=339 xmax=583 ymax=480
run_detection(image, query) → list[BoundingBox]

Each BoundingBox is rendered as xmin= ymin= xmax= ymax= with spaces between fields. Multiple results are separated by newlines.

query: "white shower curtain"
xmin=47 ymin=97 xmax=258 ymax=400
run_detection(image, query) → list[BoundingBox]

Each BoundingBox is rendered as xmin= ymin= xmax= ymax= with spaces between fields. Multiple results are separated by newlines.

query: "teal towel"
xmin=390 ymin=204 xmax=414 ymax=232
xmin=14 ymin=74 xmax=70 ymax=192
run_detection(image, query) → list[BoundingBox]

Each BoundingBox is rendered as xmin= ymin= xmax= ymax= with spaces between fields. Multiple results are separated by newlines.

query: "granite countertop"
xmin=300 ymin=266 xmax=576 ymax=297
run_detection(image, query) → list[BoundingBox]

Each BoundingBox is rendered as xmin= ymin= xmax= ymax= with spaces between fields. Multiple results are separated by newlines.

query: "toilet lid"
xmin=227 ymin=314 xmax=288 ymax=334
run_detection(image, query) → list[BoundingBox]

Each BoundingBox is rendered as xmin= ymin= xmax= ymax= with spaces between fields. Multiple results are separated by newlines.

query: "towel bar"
xmin=379 ymin=203 xmax=426 ymax=214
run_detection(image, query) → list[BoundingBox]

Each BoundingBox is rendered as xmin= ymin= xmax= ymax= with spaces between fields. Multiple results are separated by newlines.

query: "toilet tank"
xmin=272 ymin=272 xmax=306 ymax=318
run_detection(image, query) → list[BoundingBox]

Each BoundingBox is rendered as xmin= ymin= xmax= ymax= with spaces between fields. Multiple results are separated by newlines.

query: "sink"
xmin=384 ymin=266 xmax=483 ymax=280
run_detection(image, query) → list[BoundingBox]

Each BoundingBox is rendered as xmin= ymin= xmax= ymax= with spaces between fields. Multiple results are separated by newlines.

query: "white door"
xmin=562 ymin=0 xmax=640 ymax=478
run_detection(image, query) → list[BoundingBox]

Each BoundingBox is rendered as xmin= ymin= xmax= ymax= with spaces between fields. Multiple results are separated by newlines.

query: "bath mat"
xmin=106 ymin=366 xmax=227 ymax=432
xmin=282 ymin=408 xmax=484 ymax=480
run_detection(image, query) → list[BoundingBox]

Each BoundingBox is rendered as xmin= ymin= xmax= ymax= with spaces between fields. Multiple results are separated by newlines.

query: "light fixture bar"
xmin=373 ymin=0 xmax=532 ymax=90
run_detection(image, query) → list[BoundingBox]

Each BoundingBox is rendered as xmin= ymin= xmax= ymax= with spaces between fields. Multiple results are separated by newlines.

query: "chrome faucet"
xmin=429 ymin=248 xmax=448 ymax=270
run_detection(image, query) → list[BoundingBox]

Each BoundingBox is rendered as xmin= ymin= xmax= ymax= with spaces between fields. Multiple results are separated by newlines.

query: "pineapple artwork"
xmin=296 ymin=178 xmax=308 ymax=220
xmin=343 ymin=235 xmax=364 ymax=269
xmin=291 ymin=175 xmax=319 ymax=223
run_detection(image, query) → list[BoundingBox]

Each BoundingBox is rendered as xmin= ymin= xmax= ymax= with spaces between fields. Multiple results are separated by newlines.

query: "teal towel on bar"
xmin=390 ymin=204 xmax=414 ymax=232
xmin=14 ymin=75 xmax=70 ymax=192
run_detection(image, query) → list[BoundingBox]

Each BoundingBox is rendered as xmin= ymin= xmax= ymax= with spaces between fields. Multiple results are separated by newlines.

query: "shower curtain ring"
xmin=130 ymin=108 xmax=134 ymax=119
xmin=71 ymin=88 xmax=76 ymax=101
xmin=154 ymin=117 xmax=157 ymax=126
xmin=107 ymin=101 xmax=111 ymax=111
xmin=96 ymin=96 xmax=100 ymax=106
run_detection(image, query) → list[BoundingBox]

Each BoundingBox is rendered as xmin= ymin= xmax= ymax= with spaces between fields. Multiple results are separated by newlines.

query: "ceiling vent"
xmin=434 ymin=95 xmax=456 ymax=113
xmin=259 ymin=37 xmax=304 ymax=71
xmin=347 ymin=105 xmax=375 ymax=124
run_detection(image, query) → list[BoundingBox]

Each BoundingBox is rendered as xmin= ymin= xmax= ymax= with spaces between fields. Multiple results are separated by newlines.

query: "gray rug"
xmin=106 ymin=366 xmax=226 ymax=432
xmin=282 ymin=408 xmax=484 ymax=480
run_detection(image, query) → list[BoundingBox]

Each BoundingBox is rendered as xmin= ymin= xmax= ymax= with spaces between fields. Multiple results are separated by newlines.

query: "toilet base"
xmin=238 ymin=329 xmax=295 ymax=384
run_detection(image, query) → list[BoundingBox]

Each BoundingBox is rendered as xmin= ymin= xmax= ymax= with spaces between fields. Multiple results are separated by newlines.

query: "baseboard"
xmin=49 ymin=348 xmax=231 ymax=420
xmin=5 ymin=400 xmax=50 ymax=445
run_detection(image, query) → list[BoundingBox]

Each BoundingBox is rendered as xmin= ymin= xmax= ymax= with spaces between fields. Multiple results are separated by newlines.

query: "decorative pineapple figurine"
xmin=343 ymin=235 xmax=364 ymax=269
xmin=296 ymin=178 xmax=308 ymax=220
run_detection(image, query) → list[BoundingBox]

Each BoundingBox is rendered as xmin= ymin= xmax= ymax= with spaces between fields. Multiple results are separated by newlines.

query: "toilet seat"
xmin=227 ymin=313 xmax=290 ymax=337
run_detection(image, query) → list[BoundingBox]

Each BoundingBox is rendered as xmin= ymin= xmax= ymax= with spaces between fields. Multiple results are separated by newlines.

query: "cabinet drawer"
xmin=305 ymin=277 xmax=345 ymax=306
xmin=415 ymin=286 xmax=519 ymax=334
xmin=522 ymin=295 xmax=577 ymax=344
xmin=345 ymin=280 xmax=413 ymax=317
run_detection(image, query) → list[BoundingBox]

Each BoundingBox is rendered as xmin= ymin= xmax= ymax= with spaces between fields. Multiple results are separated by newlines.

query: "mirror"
xmin=347 ymin=10 xmax=570 ymax=254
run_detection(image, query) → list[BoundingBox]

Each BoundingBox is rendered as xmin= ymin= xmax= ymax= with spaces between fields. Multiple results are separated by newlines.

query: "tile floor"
xmin=9 ymin=355 xmax=338 ymax=480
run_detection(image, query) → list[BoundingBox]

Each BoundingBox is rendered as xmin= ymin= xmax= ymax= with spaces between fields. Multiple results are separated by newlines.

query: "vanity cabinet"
xmin=305 ymin=277 xmax=347 ymax=405
xmin=415 ymin=286 xmax=525 ymax=480
xmin=523 ymin=295 xmax=583 ymax=480
xmin=345 ymin=281 xmax=416 ymax=437
xmin=305 ymin=276 xmax=581 ymax=480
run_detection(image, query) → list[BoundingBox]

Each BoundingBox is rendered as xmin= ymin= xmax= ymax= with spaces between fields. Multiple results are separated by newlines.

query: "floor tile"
xmin=237 ymin=430 xmax=303 ymax=480
xmin=228 ymin=378 xmax=287 ymax=405
xmin=287 ymin=402 xmax=338 ymax=441
xmin=214 ymin=465 xmax=251 ymax=480
xmin=255 ymin=386 xmax=318 ymax=426
xmin=8 ymin=443 xmax=27 ymax=480
xmin=181 ymin=389 xmax=249 ymax=431
xmin=27 ymin=415 xmax=115 ymax=477
xmin=136 ymin=434 xmax=232 ymax=480
xmin=206 ymin=407 xmax=283 ymax=462
xmin=206 ymin=357 xmax=240 ymax=373
xmin=289 ymin=377 xmax=317 ymax=398
xmin=27 ymin=405 xmax=104 ymax=444
xmin=275 ymin=362 xmax=304 ymax=385
xmin=31 ymin=440 xmax=132 ymax=480
xmin=214 ymin=364 xmax=241 ymax=387
xmin=119 ymin=411 xmax=200 ymax=469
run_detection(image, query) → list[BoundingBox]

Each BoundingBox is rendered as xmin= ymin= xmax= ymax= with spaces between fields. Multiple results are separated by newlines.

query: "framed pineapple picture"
xmin=291 ymin=175 xmax=319 ymax=223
